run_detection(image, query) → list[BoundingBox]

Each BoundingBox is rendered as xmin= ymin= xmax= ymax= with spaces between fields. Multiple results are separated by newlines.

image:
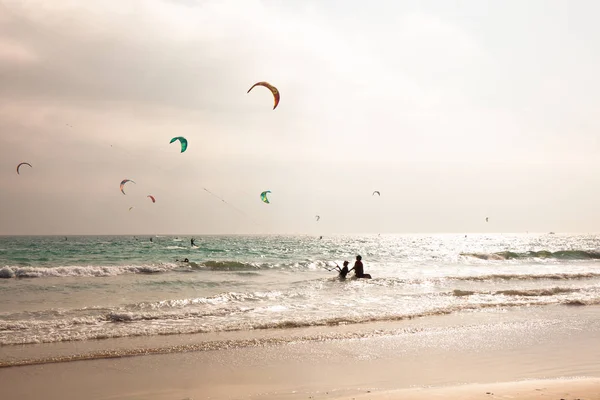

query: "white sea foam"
xmin=0 ymin=264 xmax=180 ymax=278
xmin=2 ymin=234 xmax=600 ymax=349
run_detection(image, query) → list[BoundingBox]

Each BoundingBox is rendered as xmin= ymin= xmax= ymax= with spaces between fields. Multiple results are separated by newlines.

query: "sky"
xmin=1 ymin=0 xmax=599 ymax=235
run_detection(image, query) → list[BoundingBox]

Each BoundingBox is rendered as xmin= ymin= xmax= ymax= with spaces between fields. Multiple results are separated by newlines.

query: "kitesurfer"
xmin=191 ymin=238 xmax=195 ymax=247
xmin=349 ymin=255 xmax=371 ymax=279
xmin=327 ymin=261 xmax=350 ymax=280
xmin=336 ymin=261 xmax=350 ymax=280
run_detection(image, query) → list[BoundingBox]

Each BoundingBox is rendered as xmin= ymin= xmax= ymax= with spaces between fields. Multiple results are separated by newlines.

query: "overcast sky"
xmin=1 ymin=0 xmax=599 ymax=235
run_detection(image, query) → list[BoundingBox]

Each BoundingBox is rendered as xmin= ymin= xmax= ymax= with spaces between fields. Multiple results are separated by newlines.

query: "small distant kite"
xmin=120 ymin=179 xmax=135 ymax=195
xmin=247 ymin=82 xmax=280 ymax=110
xmin=16 ymin=162 xmax=32 ymax=175
xmin=260 ymin=190 xmax=271 ymax=204
xmin=315 ymin=215 xmax=320 ymax=222
xmin=147 ymin=195 xmax=156 ymax=203
xmin=486 ymin=217 xmax=489 ymax=223
xmin=372 ymin=191 xmax=380 ymax=196
xmin=170 ymin=136 xmax=188 ymax=153
xmin=129 ymin=206 xmax=134 ymax=212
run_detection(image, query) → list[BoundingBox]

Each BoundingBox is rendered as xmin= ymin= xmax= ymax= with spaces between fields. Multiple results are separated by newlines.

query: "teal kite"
xmin=260 ymin=190 xmax=271 ymax=204
xmin=170 ymin=137 xmax=188 ymax=153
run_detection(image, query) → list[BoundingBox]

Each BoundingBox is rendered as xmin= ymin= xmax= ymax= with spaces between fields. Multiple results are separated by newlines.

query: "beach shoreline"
xmin=2 ymin=304 xmax=600 ymax=399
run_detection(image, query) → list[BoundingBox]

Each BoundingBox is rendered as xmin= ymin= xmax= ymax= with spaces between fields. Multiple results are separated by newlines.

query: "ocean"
xmin=1 ymin=233 xmax=600 ymax=366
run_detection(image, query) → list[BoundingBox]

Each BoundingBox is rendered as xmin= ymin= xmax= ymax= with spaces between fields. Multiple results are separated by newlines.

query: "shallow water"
xmin=1 ymin=233 xmax=600 ymax=348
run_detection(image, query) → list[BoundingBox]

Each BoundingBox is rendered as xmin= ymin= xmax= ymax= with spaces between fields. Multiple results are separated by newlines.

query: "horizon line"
xmin=0 ymin=231 xmax=589 ymax=237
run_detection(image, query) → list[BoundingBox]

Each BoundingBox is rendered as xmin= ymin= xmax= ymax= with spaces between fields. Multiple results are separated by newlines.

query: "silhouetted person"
xmin=333 ymin=261 xmax=350 ymax=280
xmin=349 ymin=255 xmax=371 ymax=279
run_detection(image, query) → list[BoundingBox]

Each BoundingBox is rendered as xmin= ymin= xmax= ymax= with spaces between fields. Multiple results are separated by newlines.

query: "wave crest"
xmin=200 ymin=261 xmax=262 ymax=271
xmin=452 ymin=287 xmax=581 ymax=297
xmin=0 ymin=264 xmax=177 ymax=279
xmin=461 ymin=250 xmax=600 ymax=261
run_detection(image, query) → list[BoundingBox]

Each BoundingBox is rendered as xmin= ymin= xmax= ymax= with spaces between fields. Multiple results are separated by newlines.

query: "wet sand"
xmin=1 ymin=305 xmax=600 ymax=399
xmin=350 ymin=379 xmax=600 ymax=400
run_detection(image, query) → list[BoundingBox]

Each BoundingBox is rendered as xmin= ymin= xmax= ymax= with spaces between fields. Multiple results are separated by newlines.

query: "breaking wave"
xmin=200 ymin=261 xmax=263 ymax=270
xmin=369 ymin=272 xmax=600 ymax=287
xmin=452 ymin=287 xmax=581 ymax=297
xmin=0 ymin=264 xmax=178 ymax=278
xmin=2 ymin=283 xmax=600 ymax=346
xmin=3 ymin=298 xmax=600 ymax=347
xmin=0 ymin=260 xmax=329 ymax=279
xmin=461 ymin=250 xmax=600 ymax=260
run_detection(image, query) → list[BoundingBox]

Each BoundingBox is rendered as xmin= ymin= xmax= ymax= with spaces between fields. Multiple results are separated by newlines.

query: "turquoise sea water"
xmin=1 ymin=233 xmax=600 ymax=351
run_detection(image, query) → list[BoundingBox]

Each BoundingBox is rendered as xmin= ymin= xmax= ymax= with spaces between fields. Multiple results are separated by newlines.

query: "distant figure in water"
xmin=150 ymin=237 xmax=153 ymax=243
xmin=65 ymin=237 xmax=67 ymax=241
xmin=191 ymin=238 xmax=196 ymax=247
xmin=176 ymin=258 xmax=190 ymax=263
xmin=349 ymin=255 xmax=371 ymax=279
xmin=333 ymin=261 xmax=350 ymax=280
xmin=319 ymin=236 xmax=323 ymax=240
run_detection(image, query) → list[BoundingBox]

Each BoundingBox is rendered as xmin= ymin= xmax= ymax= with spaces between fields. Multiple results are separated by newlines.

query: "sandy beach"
xmin=2 ymin=305 xmax=600 ymax=400
xmin=352 ymin=379 xmax=600 ymax=400
xmin=4 ymin=0 xmax=600 ymax=397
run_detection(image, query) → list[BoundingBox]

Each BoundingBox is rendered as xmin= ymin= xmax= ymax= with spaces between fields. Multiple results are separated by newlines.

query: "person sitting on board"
xmin=349 ymin=255 xmax=371 ymax=279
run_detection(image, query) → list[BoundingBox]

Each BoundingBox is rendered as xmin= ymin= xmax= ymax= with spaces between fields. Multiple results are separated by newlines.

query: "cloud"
xmin=2 ymin=1 xmax=600 ymax=234
xmin=0 ymin=37 xmax=38 ymax=64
